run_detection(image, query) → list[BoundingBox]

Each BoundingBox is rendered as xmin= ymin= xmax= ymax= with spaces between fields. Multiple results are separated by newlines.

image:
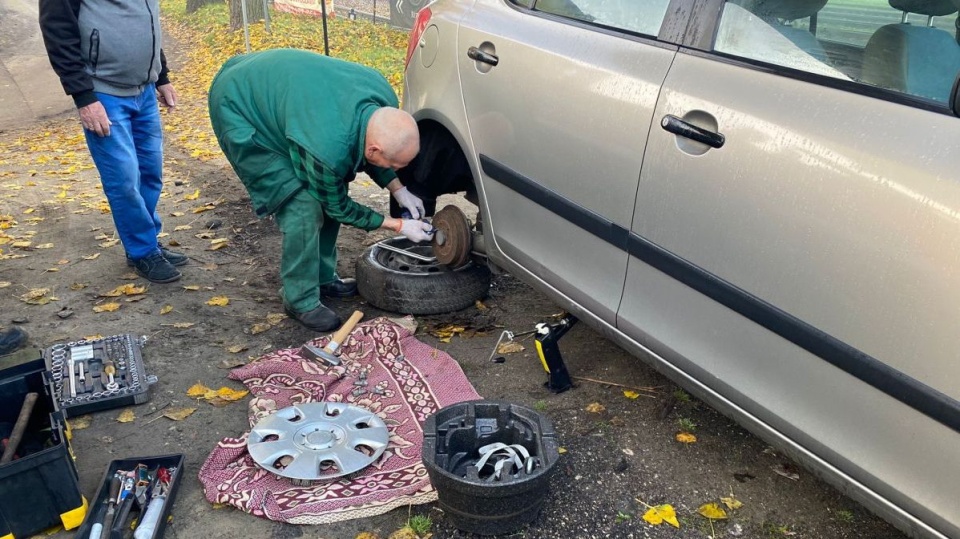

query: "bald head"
xmin=365 ymin=107 xmax=420 ymax=170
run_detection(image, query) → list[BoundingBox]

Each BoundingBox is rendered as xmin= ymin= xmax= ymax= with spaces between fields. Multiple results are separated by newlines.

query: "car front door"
xmin=618 ymin=1 xmax=960 ymax=536
xmin=457 ymin=0 xmax=678 ymax=324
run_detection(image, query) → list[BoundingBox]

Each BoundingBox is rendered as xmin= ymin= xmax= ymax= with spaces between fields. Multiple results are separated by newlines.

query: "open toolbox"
xmin=0 ymin=335 xmax=159 ymax=539
xmin=72 ymin=454 xmax=184 ymax=539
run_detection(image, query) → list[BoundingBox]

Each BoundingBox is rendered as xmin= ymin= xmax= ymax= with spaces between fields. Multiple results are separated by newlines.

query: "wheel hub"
xmin=431 ymin=205 xmax=472 ymax=268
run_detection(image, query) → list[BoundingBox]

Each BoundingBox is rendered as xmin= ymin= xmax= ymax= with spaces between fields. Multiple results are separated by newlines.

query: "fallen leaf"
xmin=167 ymin=239 xmax=181 ymax=247
xmin=698 ymin=503 xmax=728 ymax=520
xmin=558 ymin=447 xmax=567 ymax=454
xmin=171 ymin=211 xmax=185 ymax=217
xmin=226 ymin=344 xmax=247 ymax=353
xmin=496 ymin=341 xmax=524 ymax=354
xmin=163 ymin=407 xmax=196 ymax=421
xmin=210 ymin=238 xmax=228 ymax=245
xmin=170 ymin=322 xmax=194 ymax=329
xmin=475 ymin=300 xmax=487 ymax=310
xmin=69 ymin=415 xmax=92 ymax=430
xmin=70 ymin=283 xmax=87 ymax=290
xmin=173 ymin=225 xmax=192 ymax=231
xmin=116 ymin=409 xmax=136 ymax=423
xmin=206 ymin=296 xmax=229 ymax=306
xmin=195 ymin=231 xmax=216 ymax=239
xmin=218 ymin=358 xmax=247 ymax=369
xmin=184 ymin=189 xmax=200 ymax=200
xmin=57 ymin=259 xmax=70 ymax=265
xmin=182 ymin=285 xmax=200 ymax=291
xmin=187 ymin=382 xmax=212 ymax=398
xmin=93 ymin=302 xmax=121 ymax=313
xmin=431 ymin=324 xmax=465 ymax=343
xmin=160 ymin=305 xmax=173 ymax=315
xmin=208 ymin=242 xmax=228 ymax=251
xmin=623 ymin=390 xmax=640 ymax=399
xmin=120 ymin=272 xmax=138 ymax=280
xmin=45 ymin=267 xmax=60 ymax=272
xmin=585 ymin=402 xmax=606 ymax=413
xmin=125 ymin=295 xmax=146 ymax=302
xmin=676 ymin=432 xmax=697 ymax=444
xmin=36 ymin=243 xmax=54 ymax=249
xmin=12 ymin=241 xmax=31 ymax=248
xmin=265 ymin=313 xmax=287 ymax=325
xmin=99 ymin=239 xmax=120 ymax=248
xmin=721 ymin=496 xmax=743 ymax=510
xmin=21 ymin=288 xmax=54 ymax=305
xmin=82 ymin=253 xmax=100 ymax=260
xmin=772 ymin=463 xmax=800 ymax=481
xmin=249 ymin=322 xmax=272 ymax=334
xmin=642 ymin=504 xmax=680 ymax=528
xmin=0 ymin=281 xmax=9 ymax=288
xmin=212 ymin=387 xmax=248 ymax=402
xmin=84 ymin=334 xmax=104 ymax=341
xmin=100 ymin=284 xmax=147 ymax=297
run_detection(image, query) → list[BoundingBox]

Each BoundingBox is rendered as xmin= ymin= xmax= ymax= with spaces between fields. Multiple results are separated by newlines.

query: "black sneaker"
xmin=126 ymin=247 xmax=188 ymax=267
xmin=0 ymin=327 xmax=28 ymax=356
xmin=283 ymin=303 xmax=341 ymax=332
xmin=320 ymin=277 xmax=358 ymax=298
xmin=132 ymin=253 xmax=182 ymax=283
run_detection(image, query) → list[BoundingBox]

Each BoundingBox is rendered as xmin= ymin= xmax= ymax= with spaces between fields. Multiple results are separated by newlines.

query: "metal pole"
xmin=320 ymin=0 xmax=330 ymax=56
xmin=240 ymin=0 xmax=251 ymax=52
xmin=373 ymin=0 xmax=376 ymax=24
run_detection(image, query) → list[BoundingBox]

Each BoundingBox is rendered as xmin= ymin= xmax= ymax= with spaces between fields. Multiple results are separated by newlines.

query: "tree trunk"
xmin=229 ymin=0 xmax=266 ymax=31
xmin=185 ymin=0 xmax=219 ymax=14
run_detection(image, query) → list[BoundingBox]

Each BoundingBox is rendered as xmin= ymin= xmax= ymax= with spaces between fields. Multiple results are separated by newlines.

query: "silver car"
xmin=398 ymin=0 xmax=960 ymax=537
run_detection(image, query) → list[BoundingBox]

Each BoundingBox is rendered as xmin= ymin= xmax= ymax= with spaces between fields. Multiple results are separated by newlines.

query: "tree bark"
xmin=185 ymin=0 xmax=219 ymax=14
xmin=229 ymin=0 xmax=266 ymax=31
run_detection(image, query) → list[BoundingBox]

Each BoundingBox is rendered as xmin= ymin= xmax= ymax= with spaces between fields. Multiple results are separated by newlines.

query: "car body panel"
xmin=455 ymin=3 xmax=677 ymax=323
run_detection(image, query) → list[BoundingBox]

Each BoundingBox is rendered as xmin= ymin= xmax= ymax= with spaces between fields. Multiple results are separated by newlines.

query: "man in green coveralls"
xmin=208 ymin=49 xmax=435 ymax=332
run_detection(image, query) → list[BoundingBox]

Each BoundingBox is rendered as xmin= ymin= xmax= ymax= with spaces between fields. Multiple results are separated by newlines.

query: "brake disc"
xmin=247 ymin=402 xmax=389 ymax=482
xmin=431 ymin=205 xmax=472 ymax=268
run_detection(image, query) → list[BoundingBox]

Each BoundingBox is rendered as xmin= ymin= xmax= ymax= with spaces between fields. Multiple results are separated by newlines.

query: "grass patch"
xmin=407 ymin=514 xmax=433 ymax=536
xmin=677 ymin=417 xmax=697 ymax=432
xmin=534 ymin=400 xmax=548 ymax=412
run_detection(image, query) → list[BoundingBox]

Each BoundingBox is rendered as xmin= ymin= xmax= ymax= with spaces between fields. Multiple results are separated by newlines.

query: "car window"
xmin=714 ymin=0 xmax=960 ymax=104
xmin=530 ymin=0 xmax=671 ymax=37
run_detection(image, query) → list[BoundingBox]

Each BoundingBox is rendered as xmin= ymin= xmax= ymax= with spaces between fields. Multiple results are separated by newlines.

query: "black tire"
xmin=356 ymin=237 xmax=491 ymax=315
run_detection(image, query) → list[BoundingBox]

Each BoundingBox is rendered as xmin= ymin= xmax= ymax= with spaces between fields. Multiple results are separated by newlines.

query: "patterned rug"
xmin=198 ymin=317 xmax=481 ymax=524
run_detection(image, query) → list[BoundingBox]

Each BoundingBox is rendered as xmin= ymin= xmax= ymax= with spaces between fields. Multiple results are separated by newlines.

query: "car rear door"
xmin=618 ymin=1 xmax=960 ymax=536
xmin=456 ymin=0 xmax=680 ymax=324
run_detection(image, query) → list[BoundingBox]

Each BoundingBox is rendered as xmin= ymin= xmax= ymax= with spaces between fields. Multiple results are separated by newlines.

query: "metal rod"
xmin=374 ymin=239 xmax=437 ymax=262
xmin=320 ymin=0 xmax=330 ymax=56
xmin=373 ymin=0 xmax=376 ymax=24
xmin=240 ymin=0 xmax=251 ymax=53
xmin=263 ymin=0 xmax=270 ymax=33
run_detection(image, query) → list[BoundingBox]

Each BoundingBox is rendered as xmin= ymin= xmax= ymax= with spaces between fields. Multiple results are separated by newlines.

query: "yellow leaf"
xmin=0 ymin=281 xmax=9 ymax=288
xmin=212 ymin=387 xmax=248 ymax=402
xmin=558 ymin=447 xmax=567 ymax=454
xmin=57 ymin=259 xmax=70 ymax=265
xmin=676 ymin=432 xmax=697 ymax=444
xmin=226 ymin=344 xmax=247 ymax=354
xmin=36 ymin=243 xmax=54 ymax=249
xmin=70 ymin=283 xmax=87 ymax=290
xmin=68 ymin=415 xmax=92 ymax=430
xmin=208 ymin=241 xmax=228 ymax=251
xmin=206 ymin=296 xmax=229 ymax=306
xmin=170 ymin=322 xmax=194 ymax=329
xmin=46 ymin=267 xmax=60 ymax=272
xmin=23 ymin=208 xmax=35 ymax=214
xmin=496 ymin=341 xmax=524 ymax=354
xmin=83 ymin=253 xmax=101 ymax=260
xmin=116 ymin=409 xmax=136 ymax=423
xmin=182 ymin=285 xmax=200 ymax=291
xmin=265 ymin=313 xmax=287 ymax=326
xmin=187 ymin=382 xmax=212 ymax=398
xmin=173 ymin=225 xmax=192 ymax=231
xmin=100 ymin=284 xmax=146 ymax=297
xmin=21 ymin=288 xmax=53 ymax=305
xmin=184 ymin=189 xmax=200 ymax=200
xmin=585 ymin=402 xmax=606 ymax=413
xmin=697 ymin=503 xmax=728 ymax=520
xmin=93 ymin=302 xmax=121 ymax=313
xmin=642 ymin=504 xmax=679 ymax=528
xmin=475 ymin=300 xmax=487 ymax=310
xmin=163 ymin=407 xmax=196 ymax=421
xmin=84 ymin=334 xmax=103 ymax=341
xmin=249 ymin=322 xmax=271 ymax=335
xmin=192 ymin=205 xmax=214 ymax=214
xmin=194 ymin=231 xmax=215 ymax=240
xmin=99 ymin=239 xmax=120 ymax=248
xmin=623 ymin=390 xmax=640 ymax=399
xmin=721 ymin=496 xmax=743 ymax=510
xmin=12 ymin=241 xmax=31 ymax=248
xmin=160 ymin=305 xmax=173 ymax=315
xmin=210 ymin=238 xmax=228 ymax=245
xmin=171 ymin=211 xmax=185 ymax=217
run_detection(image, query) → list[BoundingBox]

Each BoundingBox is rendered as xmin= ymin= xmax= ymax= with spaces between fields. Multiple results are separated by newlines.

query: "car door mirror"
xmin=952 ymin=70 xmax=960 ymax=117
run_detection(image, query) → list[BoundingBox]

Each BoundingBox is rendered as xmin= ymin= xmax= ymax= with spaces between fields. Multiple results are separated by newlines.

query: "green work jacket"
xmin=208 ymin=49 xmax=398 ymax=228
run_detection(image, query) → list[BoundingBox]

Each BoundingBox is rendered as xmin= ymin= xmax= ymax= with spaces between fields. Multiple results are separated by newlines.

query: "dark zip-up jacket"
xmin=39 ymin=0 xmax=170 ymax=108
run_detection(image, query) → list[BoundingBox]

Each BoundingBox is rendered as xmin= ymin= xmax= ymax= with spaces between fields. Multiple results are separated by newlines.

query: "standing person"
xmin=39 ymin=0 xmax=186 ymax=283
xmin=208 ymin=49 xmax=434 ymax=332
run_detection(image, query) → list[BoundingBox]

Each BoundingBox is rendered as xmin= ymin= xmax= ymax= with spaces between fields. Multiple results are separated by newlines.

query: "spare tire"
xmin=356 ymin=237 xmax=491 ymax=315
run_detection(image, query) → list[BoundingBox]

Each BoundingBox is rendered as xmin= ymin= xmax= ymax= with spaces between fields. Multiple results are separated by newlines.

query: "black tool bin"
xmin=0 ymin=335 xmax=158 ymax=538
xmin=73 ymin=454 xmax=185 ymax=539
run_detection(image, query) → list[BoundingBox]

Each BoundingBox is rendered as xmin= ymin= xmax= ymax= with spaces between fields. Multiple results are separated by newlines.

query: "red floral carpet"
xmin=198 ymin=317 xmax=481 ymax=524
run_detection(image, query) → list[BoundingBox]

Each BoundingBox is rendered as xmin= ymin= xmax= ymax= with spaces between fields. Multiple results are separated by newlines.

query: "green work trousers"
xmin=275 ymin=189 xmax=340 ymax=313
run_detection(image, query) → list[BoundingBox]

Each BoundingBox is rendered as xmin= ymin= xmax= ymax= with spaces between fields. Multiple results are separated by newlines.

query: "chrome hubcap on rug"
xmin=247 ymin=402 xmax=389 ymax=481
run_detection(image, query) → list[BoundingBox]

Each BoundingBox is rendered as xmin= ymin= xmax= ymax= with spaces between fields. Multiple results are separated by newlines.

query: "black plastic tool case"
xmin=73 ymin=454 xmax=185 ymax=539
xmin=0 ymin=335 xmax=157 ymax=538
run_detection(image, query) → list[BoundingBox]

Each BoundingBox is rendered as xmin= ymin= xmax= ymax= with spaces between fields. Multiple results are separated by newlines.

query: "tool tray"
xmin=73 ymin=454 xmax=185 ymax=539
xmin=45 ymin=334 xmax=157 ymax=418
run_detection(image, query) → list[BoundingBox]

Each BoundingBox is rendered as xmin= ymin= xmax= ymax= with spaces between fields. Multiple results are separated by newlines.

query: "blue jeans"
xmin=85 ymin=85 xmax=164 ymax=260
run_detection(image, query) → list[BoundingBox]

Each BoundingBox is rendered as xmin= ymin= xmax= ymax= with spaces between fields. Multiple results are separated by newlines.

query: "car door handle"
xmin=661 ymin=115 xmax=725 ymax=149
xmin=467 ymin=46 xmax=499 ymax=66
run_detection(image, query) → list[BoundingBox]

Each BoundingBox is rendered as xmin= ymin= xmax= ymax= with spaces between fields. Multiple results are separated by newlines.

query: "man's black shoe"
xmin=0 ymin=327 xmax=28 ymax=356
xmin=320 ymin=278 xmax=358 ymax=298
xmin=284 ymin=303 xmax=341 ymax=332
xmin=132 ymin=253 xmax=182 ymax=283
xmin=127 ymin=247 xmax=188 ymax=267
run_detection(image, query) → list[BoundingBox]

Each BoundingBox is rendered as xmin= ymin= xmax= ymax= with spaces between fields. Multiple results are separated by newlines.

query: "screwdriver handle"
xmin=133 ymin=495 xmax=165 ymax=539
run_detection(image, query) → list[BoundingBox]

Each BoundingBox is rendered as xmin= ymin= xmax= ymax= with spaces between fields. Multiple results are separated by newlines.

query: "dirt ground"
xmin=0 ymin=25 xmax=909 ymax=539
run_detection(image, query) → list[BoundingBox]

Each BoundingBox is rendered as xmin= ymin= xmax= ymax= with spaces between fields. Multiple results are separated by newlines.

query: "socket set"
xmin=45 ymin=334 xmax=158 ymax=417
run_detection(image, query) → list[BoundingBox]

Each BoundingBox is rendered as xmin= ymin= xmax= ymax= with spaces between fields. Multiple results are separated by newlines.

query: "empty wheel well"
xmin=393 ymin=120 xmax=476 ymax=217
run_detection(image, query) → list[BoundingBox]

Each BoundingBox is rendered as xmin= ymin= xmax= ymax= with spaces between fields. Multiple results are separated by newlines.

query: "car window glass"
xmin=714 ymin=0 xmax=960 ymax=104
xmin=531 ymin=0 xmax=671 ymax=37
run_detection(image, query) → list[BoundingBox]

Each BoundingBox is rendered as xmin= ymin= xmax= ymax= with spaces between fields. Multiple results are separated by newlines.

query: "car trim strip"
xmin=479 ymin=153 xmax=960 ymax=433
